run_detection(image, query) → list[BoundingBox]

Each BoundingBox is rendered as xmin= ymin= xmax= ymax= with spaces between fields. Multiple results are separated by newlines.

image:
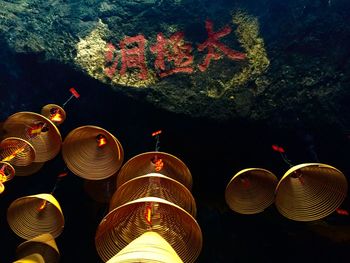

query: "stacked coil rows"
xmin=1 ymin=104 xmax=67 ymax=262
xmin=0 ymin=104 xmax=67 ymax=192
xmin=225 ymin=163 xmax=348 ymax=221
xmin=95 ymin=151 xmax=203 ymax=263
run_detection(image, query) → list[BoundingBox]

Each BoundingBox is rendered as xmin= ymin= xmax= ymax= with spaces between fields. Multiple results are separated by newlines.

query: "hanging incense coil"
xmin=13 ymin=253 xmax=45 ymax=263
xmin=0 ymin=181 xmax=4 ymax=194
xmin=2 ymin=112 xmax=62 ymax=162
xmin=62 ymin=126 xmax=124 ymax=180
xmin=106 ymin=231 xmax=183 ymax=263
xmin=110 ymin=173 xmax=197 ymax=217
xmin=84 ymin=174 xmax=117 ymax=203
xmin=0 ymin=161 xmax=16 ymax=183
xmin=225 ymin=168 xmax=278 ymax=215
xmin=7 ymin=193 xmax=65 ymax=240
xmin=16 ymin=233 xmax=60 ymax=263
xmin=116 ymin=152 xmax=192 ymax=190
xmin=12 ymin=162 xmax=45 ymax=177
xmin=41 ymin=104 xmax=66 ymax=126
xmin=275 ymin=163 xmax=348 ymax=221
xmin=0 ymin=137 xmax=36 ymax=166
xmin=95 ymin=197 xmax=202 ymax=263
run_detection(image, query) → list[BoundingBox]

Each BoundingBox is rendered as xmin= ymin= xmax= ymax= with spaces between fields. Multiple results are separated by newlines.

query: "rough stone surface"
xmin=1 ymin=0 xmax=350 ymax=129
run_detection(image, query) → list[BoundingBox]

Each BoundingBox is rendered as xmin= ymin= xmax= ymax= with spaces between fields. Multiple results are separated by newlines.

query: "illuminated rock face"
xmin=1 ymin=0 xmax=349 ymax=125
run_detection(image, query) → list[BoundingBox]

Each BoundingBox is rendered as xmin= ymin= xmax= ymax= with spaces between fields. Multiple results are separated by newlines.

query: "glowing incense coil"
xmin=95 ymin=197 xmax=202 ymax=263
xmin=0 ymin=137 xmax=35 ymax=166
xmin=62 ymin=126 xmax=124 ymax=180
xmin=84 ymin=175 xmax=117 ymax=203
xmin=13 ymin=253 xmax=45 ymax=263
xmin=41 ymin=104 xmax=66 ymax=126
xmin=116 ymin=152 xmax=192 ymax=190
xmin=12 ymin=162 xmax=45 ymax=177
xmin=16 ymin=233 xmax=60 ymax=263
xmin=0 ymin=161 xmax=16 ymax=183
xmin=0 ymin=181 xmax=4 ymax=194
xmin=106 ymin=231 xmax=183 ymax=263
xmin=110 ymin=173 xmax=197 ymax=217
xmin=2 ymin=112 xmax=62 ymax=162
xmin=275 ymin=163 xmax=348 ymax=221
xmin=7 ymin=193 xmax=65 ymax=240
xmin=225 ymin=168 xmax=278 ymax=215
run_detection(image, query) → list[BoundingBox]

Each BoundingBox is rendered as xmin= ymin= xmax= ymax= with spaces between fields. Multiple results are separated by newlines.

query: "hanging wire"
xmin=50 ymin=169 xmax=69 ymax=195
xmin=152 ymin=130 xmax=162 ymax=152
xmin=272 ymin=144 xmax=293 ymax=167
xmin=62 ymin=88 xmax=80 ymax=108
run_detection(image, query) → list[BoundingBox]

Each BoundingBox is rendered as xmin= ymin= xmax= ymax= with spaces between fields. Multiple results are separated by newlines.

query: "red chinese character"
xmin=197 ymin=20 xmax=246 ymax=72
xmin=120 ymin=35 xmax=148 ymax=80
xmin=150 ymin=32 xmax=193 ymax=78
xmin=105 ymin=43 xmax=119 ymax=78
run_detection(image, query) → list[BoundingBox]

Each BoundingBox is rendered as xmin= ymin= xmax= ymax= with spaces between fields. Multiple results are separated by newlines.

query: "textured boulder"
xmin=1 ymin=0 xmax=350 ymax=127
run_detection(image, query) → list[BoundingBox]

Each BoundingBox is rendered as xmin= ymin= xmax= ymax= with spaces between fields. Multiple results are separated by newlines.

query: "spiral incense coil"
xmin=62 ymin=126 xmax=124 ymax=180
xmin=110 ymin=173 xmax=197 ymax=217
xmin=95 ymin=197 xmax=202 ymax=263
xmin=275 ymin=163 xmax=348 ymax=222
xmin=13 ymin=162 xmax=45 ymax=177
xmin=7 ymin=193 xmax=65 ymax=240
xmin=0 ymin=161 xmax=16 ymax=183
xmin=13 ymin=253 xmax=45 ymax=263
xmin=116 ymin=152 xmax=192 ymax=190
xmin=0 ymin=182 xmax=4 ymax=194
xmin=84 ymin=174 xmax=117 ymax=203
xmin=2 ymin=112 xmax=62 ymax=162
xmin=16 ymin=233 xmax=60 ymax=263
xmin=41 ymin=104 xmax=66 ymax=126
xmin=0 ymin=137 xmax=35 ymax=166
xmin=106 ymin=231 xmax=183 ymax=263
xmin=225 ymin=168 xmax=278 ymax=215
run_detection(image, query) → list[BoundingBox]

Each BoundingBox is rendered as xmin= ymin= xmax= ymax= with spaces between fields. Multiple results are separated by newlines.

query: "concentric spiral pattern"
xmin=2 ymin=112 xmax=62 ymax=162
xmin=13 ymin=253 xmax=45 ymax=263
xmin=116 ymin=152 xmax=192 ymax=190
xmin=225 ymin=168 xmax=278 ymax=214
xmin=96 ymin=197 xmax=202 ymax=263
xmin=110 ymin=173 xmax=196 ymax=217
xmin=41 ymin=104 xmax=66 ymax=126
xmin=0 ymin=137 xmax=36 ymax=166
xmin=62 ymin=126 xmax=124 ymax=180
xmin=106 ymin=231 xmax=183 ymax=263
xmin=16 ymin=233 xmax=60 ymax=263
xmin=7 ymin=194 xmax=65 ymax=240
xmin=275 ymin=163 xmax=348 ymax=221
xmin=0 ymin=161 xmax=16 ymax=183
xmin=13 ymin=162 xmax=45 ymax=177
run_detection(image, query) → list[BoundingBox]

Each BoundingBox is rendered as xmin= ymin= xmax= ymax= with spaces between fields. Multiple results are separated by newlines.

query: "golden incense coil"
xmin=106 ymin=231 xmax=183 ymax=263
xmin=225 ymin=168 xmax=278 ymax=214
xmin=41 ymin=104 xmax=66 ymax=126
xmin=275 ymin=163 xmax=348 ymax=221
xmin=0 ymin=137 xmax=35 ymax=166
xmin=84 ymin=174 xmax=117 ymax=203
xmin=2 ymin=112 xmax=62 ymax=162
xmin=7 ymin=193 xmax=65 ymax=240
xmin=13 ymin=253 xmax=45 ymax=263
xmin=95 ymin=197 xmax=202 ymax=263
xmin=116 ymin=152 xmax=192 ymax=190
xmin=16 ymin=233 xmax=60 ymax=263
xmin=0 ymin=161 xmax=16 ymax=183
xmin=12 ymin=162 xmax=44 ymax=177
xmin=110 ymin=173 xmax=196 ymax=217
xmin=62 ymin=126 xmax=124 ymax=180
xmin=0 ymin=181 xmax=4 ymax=194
